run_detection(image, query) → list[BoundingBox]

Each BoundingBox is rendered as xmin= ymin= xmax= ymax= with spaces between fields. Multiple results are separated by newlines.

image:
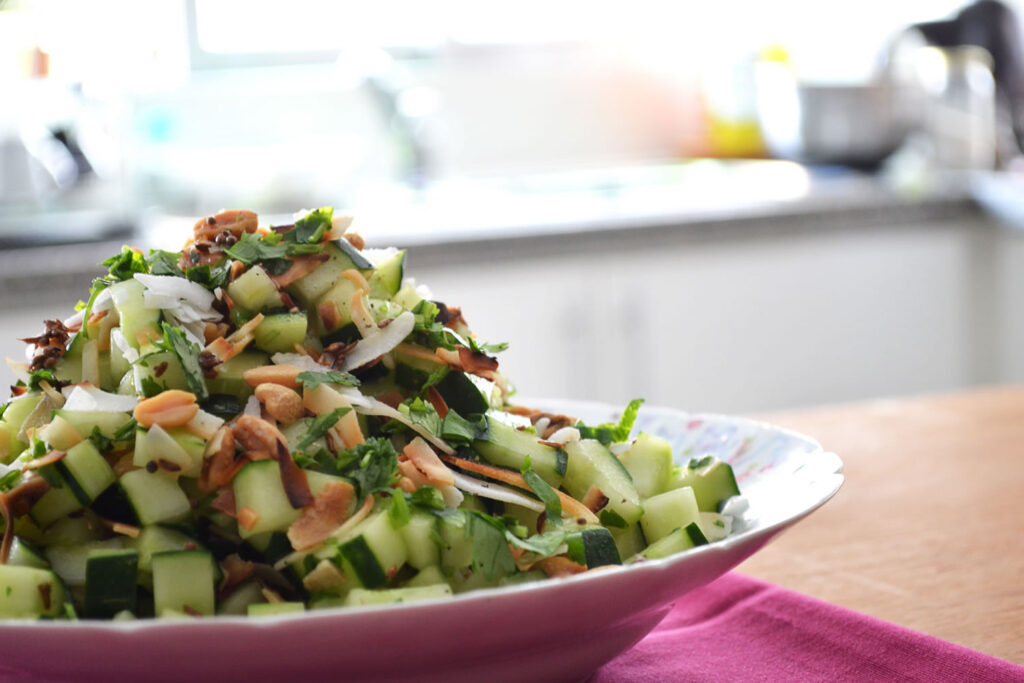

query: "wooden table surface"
xmin=736 ymin=385 xmax=1024 ymax=665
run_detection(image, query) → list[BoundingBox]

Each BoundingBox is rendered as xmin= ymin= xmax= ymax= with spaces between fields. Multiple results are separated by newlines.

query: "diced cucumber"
xmin=473 ymin=416 xmax=566 ymax=487
xmin=669 ymin=456 xmax=741 ymax=512
xmin=366 ymin=250 xmax=405 ymax=299
xmin=39 ymin=515 xmax=103 ymax=547
xmin=405 ymin=565 xmax=446 ymax=588
xmin=344 ymin=583 xmax=451 ymax=607
xmin=288 ymin=241 xmax=371 ymax=307
xmin=120 ymin=469 xmax=191 ymax=525
xmin=7 ymin=538 xmax=49 ymax=569
xmin=253 ymin=313 xmax=308 ymax=354
xmin=136 ymin=350 xmax=189 ymax=394
xmin=562 ymin=439 xmax=642 ymax=526
xmin=640 ymin=486 xmax=700 ymax=544
xmin=133 ymin=425 xmax=201 ymax=477
xmin=610 ymin=522 xmax=646 ymax=561
xmin=233 ymin=460 xmax=302 ymax=538
xmin=226 ymin=266 xmax=280 ymax=312
xmin=639 ymin=522 xmax=709 ymax=560
xmin=338 ymin=510 xmax=408 ymax=589
xmin=3 ymin=394 xmax=43 ymax=458
xmin=84 ymin=548 xmax=139 ymax=619
xmin=135 ymin=525 xmax=198 ymax=577
xmin=38 ymin=415 xmax=83 ymax=451
xmin=218 ymin=580 xmax=266 ymax=616
xmin=152 ymin=550 xmax=216 ymax=617
xmin=314 ymin=278 xmax=361 ymax=336
xmin=566 ymin=527 xmax=622 ymax=569
xmin=0 ymin=565 xmax=66 ymax=618
xmin=248 ymin=601 xmax=305 ymax=617
xmin=399 ymin=510 xmax=440 ymax=570
xmin=30 ymin=478 xmax=83 ymax=529
xmin=697 ymin=511 xmax=733 ymax=542
xmin=618 ymin=433 xmax=674 ymax=498
xmin=110 ymin=279 xmax=161 ymax=348
xmin=434 ymin=371 xmax=489 ymax=416
xmin=206 ymin=351 xmax=269 ymax=402
xmin=281 ymin=418 xmax=326 ymax=455
xmin=46 ymin=538 xmax=124 ymax=587
xmin=57 ymin=440 xmax=116 ymax=504
xmin=437 ymin=511 xmax=472 ymax=574
xmin=52 ymin=409 xmax=132 ymax=440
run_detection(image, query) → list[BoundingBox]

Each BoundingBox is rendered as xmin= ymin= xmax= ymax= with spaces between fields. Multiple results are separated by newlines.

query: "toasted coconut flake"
xmin=237 ymin=506 xmax=259 ymax=532
xmin=270 ymin=253 xmax=330 ymax=289
xmin=275 ymin=440 xmax=313 ymax=509
xmin=20 ymin=450 xmax=66 ymax=471
xmin=64 ymin=384 xmax=138 ymax=413
xmin=218 ymin=554 xmax=255 ymax=593
xmin=534 ymin=556 xmax=587 ymax=578
xmin=274 ymin=494 xmax=375 ymax=571
xmin=403 ymin=437 xmax=455 ymax=487
xmin=339 ymin=311 xmax=414 ymax=372
xmin=287 ymin=480 xmax=355 ymax=551
xmin=448 ymin=471 xmax=543 ymax=513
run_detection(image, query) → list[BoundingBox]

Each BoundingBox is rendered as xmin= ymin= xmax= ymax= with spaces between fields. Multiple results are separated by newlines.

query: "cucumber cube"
xmin=152 ymin=550 xmax=216 ymax=617
xmin=641 ymin=486 xmax=700 ymax=543
xmin=226 ymin=266 xmax=280 ymax=312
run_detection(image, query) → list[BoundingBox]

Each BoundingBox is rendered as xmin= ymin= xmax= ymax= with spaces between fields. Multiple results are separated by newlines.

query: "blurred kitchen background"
xmin=5 ymin=0 xmax=1024 ymax=414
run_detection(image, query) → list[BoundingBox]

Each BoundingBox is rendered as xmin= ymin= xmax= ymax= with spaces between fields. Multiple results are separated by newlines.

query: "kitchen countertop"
xmin=0 ymin=163 xmax=986 ymax=304
xmin=738 ymin=385 xmax=1024 ymax=665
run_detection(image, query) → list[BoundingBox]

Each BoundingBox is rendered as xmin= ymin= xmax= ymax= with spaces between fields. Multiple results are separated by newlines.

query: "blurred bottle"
xmin=701 ymin=51 xmax=767 ymax=159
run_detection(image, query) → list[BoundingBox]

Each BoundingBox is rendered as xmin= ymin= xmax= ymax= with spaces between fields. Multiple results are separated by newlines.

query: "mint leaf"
xmin=224 ymin=232 xmax=289 ymax=265
xmin=466 ymin=511 xmax=516 ymax=580
xmin=102 ymin=246 xmax=148 ymax=282
xmin=185 ymin=263 xmax=231 ymax=290
xmin=146 ymin=250 xmax=184 ymax=277
xmin=158 ymin=323 xmax=208 ymax=401
xmin=577 ymin=398 xmax=645 ymax=444
xmin=505 ymin=528 xmax=568 ymax=557
xmin=399 ymin=398 xmax=442 ymax=436
xmin=297 ymin=370 xmax=360 ymax=391
xmin=521 ymin=458 xmax=561 ymax=523
xmin=440 ymin=410 xmax=480 ymax=445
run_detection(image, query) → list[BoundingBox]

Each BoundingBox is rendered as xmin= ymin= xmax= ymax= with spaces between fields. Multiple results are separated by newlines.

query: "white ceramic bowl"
xmin=0 ymin=401 xmax=843 ymax=683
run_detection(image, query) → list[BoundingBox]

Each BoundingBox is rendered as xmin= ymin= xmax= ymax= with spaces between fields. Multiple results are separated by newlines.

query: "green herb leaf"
xmin=399 ymin=398 xmax=442 ymax=436
xmin=139 ymin=376 xmax=165 ymax=398
xmin=286 ymin=207 xmax=333 ymax=244
xmin=87 ymin=426 xmax=113 ymax=454
xmin=688 ymin=455 xmax=714 ymax=470
xmin=297 ymin=370 xmax=361 ymax=391
xmin=338 ymin=437 xmax=399 ymax=497
xmin=466 ymin=510 xmax=516 ymax=580
xmin=440 ymin=410 xmax=480 ymax=445
xmin=409 ymin=486 xmax=445 ymax=510
xmin=0 ymin=469 xmax=22 ymax=492
xmin=112 ymin=418 xmax=138 ymax=442
xmin=102 ymin=246 xmax=148 ymax=282
xmin=598 ymin=509 xmax=627 ymax=529
xmin=388 ymin=491 xmax=411 ymax=529
xmin=157 ymin=323 xmax=209 ymax=401
xmin=224 ymin=232 xmax=290 ymax=265
xmin=79 ymin=279 xmax=111 ymax=339
xmin=577 ymin=398 xmax=645 ymax=444
xmin=185 ymin=263 xmax=231 ymax=290
xmin=505 ymin=528 xmax=568 ymax=557
xmin=296 ymin=408 xmax=350 ymax=451
xmin=146 ymin=250 xmax=185 ymax=277
xmin=521 ymin=458 xmax=562 ymax=524
xmin=26 ymin=368 xmax=58 ymax=392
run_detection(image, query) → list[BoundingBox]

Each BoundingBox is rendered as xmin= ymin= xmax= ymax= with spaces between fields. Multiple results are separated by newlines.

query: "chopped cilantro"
xmin=296 ymin=370 xmax=360 ymax=391
xmin=467 ymin=336 xmax=509 ymax=355
xmin=184 ymin=263 xmax=231 ymax=290
xmin=577 ymin=398 xmax=645 ymax=444
xmin=409 ymin=486 xmax=445 ymax=510
xmin=157 ymin=323 xmax=208 ymax=401
xmin=337 ymin=437 xmax=399 ymax=497
xmin=139 ymin=376 xmax=165 ymax=398
xmin=101 ymin=246 xmax=148 ymax=282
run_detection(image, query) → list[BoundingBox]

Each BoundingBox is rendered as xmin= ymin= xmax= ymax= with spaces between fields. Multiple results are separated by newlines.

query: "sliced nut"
xmin=255 ymin=383 xmax=305 ymax=424
xmin=242 ymin=364 xmax=302 ymax=389
xmin=133 ymin=390 xmax=199 ymax=428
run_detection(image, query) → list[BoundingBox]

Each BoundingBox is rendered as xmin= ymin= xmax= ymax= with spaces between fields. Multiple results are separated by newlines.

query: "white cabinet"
xmin=409 ymin=214 xmax=999 ymax=414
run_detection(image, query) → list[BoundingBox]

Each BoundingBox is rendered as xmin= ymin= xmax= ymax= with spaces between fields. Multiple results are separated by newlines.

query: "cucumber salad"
xmin=0 ymin=208 xmax=741 ymax=620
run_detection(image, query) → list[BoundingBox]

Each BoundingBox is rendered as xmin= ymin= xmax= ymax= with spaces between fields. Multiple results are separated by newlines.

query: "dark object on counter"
xmin=913 ymin=0 xmax=1024 ymax=158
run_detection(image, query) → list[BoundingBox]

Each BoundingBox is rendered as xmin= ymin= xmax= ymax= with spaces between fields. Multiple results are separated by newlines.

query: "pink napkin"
xmin=594 ymin=573 xmax=1024 ymax=682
